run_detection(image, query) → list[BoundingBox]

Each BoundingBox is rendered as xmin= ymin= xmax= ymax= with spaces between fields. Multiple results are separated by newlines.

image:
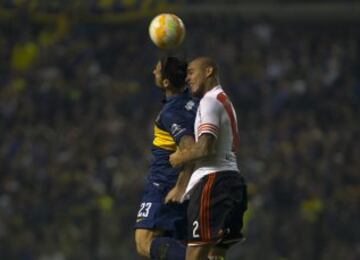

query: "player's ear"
xmin=205 ymin=66 xmax=214 ymax=78
xmin=162 ymin=78 xmax=170 ymax=88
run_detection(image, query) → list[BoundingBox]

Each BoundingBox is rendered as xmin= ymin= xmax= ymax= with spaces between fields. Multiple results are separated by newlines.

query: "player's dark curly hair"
xmin=160 ymin=56 xmax=187 ymax=89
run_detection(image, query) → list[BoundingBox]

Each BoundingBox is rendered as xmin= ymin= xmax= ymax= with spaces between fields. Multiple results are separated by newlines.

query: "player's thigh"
xmin=208 ymin=246 xmax=226 ymax=259
xmin=187 ymin=172 xmax=246 ymax=244
xmin=186 ymin=244 xmax=211 ymax=260
xmin=135 ymin=228 xmax=162 ymax=244
xmin=135 ymin=182 xmax=187 ymax=239
xmin=135 ymin=229 xmax=162 ymax=256
xmin=213 ymin=173 xmax=247 ymax=249
xmin=186 ymin=175 xmax=215 ymax=245
xmin=135 ymin=182 xmax=166 ymax=231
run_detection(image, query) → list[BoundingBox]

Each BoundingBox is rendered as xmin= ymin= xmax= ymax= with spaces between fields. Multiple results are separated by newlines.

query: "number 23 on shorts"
xmin=137 ymin=202 xmax=152 ymax=218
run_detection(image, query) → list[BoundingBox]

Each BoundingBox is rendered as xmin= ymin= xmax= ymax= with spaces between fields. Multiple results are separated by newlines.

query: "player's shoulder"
xmin=161 ymin=99 xmax=195 ymax=120
xmin=167 ymin=93 xmax=198 ymax=113
xmin=200 ymin=91 xmax=222 ymax=106
xmin=203 ymin=86 xmax=228 ymax=103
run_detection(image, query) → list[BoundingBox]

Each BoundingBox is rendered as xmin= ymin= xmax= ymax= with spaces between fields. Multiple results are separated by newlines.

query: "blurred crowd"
xmin=0 ymin=10 xmax=359 ymax=260
xmin=1 ymin=0 xmax=358 ymax=14
xmin=1 ymin=0 xmax=180 ymax=12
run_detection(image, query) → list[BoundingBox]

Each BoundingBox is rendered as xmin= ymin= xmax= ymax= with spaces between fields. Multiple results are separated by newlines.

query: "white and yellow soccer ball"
xmin=148 ymin=13 xmax=186 ymax=49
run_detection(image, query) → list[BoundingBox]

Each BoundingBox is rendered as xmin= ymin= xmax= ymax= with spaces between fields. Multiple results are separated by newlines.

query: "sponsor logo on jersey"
xmin=171 ymin=123 xmax=186 ymax=137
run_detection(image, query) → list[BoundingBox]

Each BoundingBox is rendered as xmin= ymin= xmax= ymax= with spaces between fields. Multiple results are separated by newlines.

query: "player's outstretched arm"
xmin=165 ymin=135 xmax=195 ymax=204
xmin=169 ymin=133 xmax=215 ymax=167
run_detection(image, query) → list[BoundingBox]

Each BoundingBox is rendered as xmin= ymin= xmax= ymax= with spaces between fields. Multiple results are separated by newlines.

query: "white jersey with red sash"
xmin=183 ymin=85 xmax=240 ymax=200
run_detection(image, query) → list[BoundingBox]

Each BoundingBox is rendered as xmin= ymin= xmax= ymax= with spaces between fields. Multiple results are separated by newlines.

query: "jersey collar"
xmin=205 ymin=85 xmax=222 ymax=96
xmin=164 ymin=88 xmax=189 ymax=103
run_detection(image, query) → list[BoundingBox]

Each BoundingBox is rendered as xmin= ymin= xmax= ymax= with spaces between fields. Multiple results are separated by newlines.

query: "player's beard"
xmin=190 ymin=84 xmax=204 ymax=98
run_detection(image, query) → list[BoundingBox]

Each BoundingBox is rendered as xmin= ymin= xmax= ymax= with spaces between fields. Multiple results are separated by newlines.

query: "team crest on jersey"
xmin=185 ymin=100 xmax=195 ymax=111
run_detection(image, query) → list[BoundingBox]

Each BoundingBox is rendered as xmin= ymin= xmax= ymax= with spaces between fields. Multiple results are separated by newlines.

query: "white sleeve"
xmin=197 ymin=95 xmax=222 ymax=139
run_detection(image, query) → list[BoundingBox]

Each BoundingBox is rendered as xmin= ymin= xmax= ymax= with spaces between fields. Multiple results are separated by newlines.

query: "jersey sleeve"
xmin=197 ymin=95 xmax=221 ymax=139
xmin=162 ymin=110 xmax=195 ymax=145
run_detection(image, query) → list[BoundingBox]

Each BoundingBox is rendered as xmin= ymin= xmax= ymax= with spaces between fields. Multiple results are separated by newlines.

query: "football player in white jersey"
xmin=169 ymin=57 xmax=247 ymax=260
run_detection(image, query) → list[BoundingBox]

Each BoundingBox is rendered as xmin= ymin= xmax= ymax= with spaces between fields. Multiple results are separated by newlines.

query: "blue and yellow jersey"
xmin=148 ymin=89 xmax=198 ymax=186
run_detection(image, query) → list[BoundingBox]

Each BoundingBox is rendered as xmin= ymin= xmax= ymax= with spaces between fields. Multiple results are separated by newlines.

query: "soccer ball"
xmin=148 ymin=13 xmax=186 ymax=49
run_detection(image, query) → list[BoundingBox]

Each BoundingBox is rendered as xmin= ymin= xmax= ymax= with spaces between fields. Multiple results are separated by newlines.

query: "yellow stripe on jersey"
xmin=153 ymin=124 xmax=176 ymax=151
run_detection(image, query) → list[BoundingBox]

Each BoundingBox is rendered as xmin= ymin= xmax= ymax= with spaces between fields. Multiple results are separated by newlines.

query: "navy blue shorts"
xmin=134 ymin=181 xmax=188 ymax=240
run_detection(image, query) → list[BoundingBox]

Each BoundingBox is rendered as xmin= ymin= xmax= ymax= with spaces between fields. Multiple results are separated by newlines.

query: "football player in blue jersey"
xmin=134 ymin=56 xmax=198 ymax=260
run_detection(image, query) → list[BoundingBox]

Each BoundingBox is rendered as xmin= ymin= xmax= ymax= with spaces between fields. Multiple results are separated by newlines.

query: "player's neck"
xmin=165 ymin=87 xmax=184 ymax=97
xmin=204 ymin=77 xmax=219 ymax=94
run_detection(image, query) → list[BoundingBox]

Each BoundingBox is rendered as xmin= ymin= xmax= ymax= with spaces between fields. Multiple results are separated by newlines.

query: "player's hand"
xmin=165 ymin=186 xmax=184 ymax=204
xmin=169 ymin=150 xmax=182 ymax=167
